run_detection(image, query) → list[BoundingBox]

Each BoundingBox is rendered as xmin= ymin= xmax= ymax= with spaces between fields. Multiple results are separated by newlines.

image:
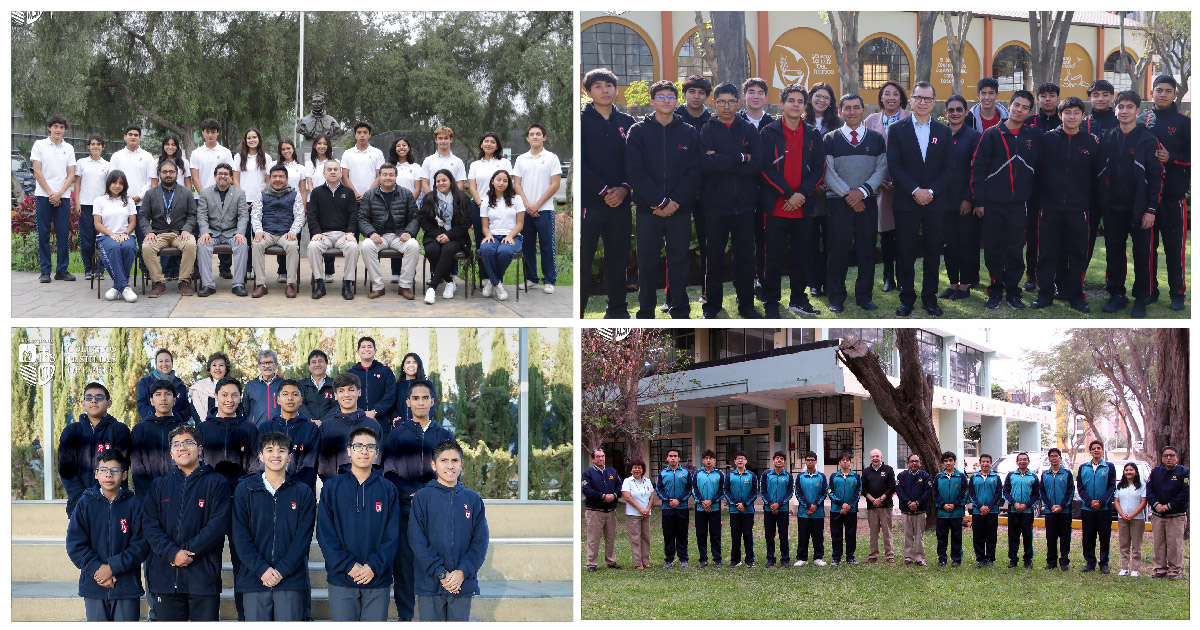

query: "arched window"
xmin=581 ymin=21 xmax=655 ymax=86
xmin=992 ymin=45 xmax=1031 ymax=92
xmin=676 ymin=30 xmax=753 ymax=84
xmin=1104 ymin=50 xmax=1135 ymax=92
xmin=859 ymin=37 xmax=909 ymax=91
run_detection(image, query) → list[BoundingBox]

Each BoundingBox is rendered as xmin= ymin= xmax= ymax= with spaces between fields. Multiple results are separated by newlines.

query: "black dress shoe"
xmin=342 ymin=280 xmax=355 ymax=300
xmin=859 ymin=301 xmax=878 ymax=311
xmin=829 ymin=303 xmax=845 ymax=313
xmin=923 ymin=304 xmax=943 ymax=316
xmin=986 ymin=293 xmax=1003 ymax=309
xmin=1102 ymin=295 xmax=1129 ymax=313
xmin=312 ymin=279 xmax=326 ymax=299
xmin=938 ymin=288 xmax=956 ymax=299
xmin=54 ymin=271 xmax=76 ymax=281
xmin=1131 ymin=299 xmax=1147 ymax=318
xmin=764 ymin=304 xmax=781 ymax=319
xmin=737 ymin=305 xmax=763 ymax=319
xmin=231 ymin=285 xmax=248 ymax=297
xmin=1022 ymin=279 xmax=1037 ymax=291
xmin=950 ymin=289 xmax=970 ymax=300
xmin=39 ymin=273 xmax=51 ymax=283
xmin=1169 ymin=294 xmax=1186 ymax=310
xmin=1070 ymin=299 xmax=1091 ymax=313
xmin=196 ymin=285 xmax=215 ymax=297
xmin=701 ymin=311 xmax=719 ymax=319
xmin=896 ymin=304 xmax=913 ymax=316
xmin=882 ymin=278 xmax=895 ymax=292
xmin=1148 ymin=290 xmax=1160 ymax=304
xmin=219 ymin=269 xmax=233 ymax=280
xmin=1006 ymin=295 xmax=1026 ymax=310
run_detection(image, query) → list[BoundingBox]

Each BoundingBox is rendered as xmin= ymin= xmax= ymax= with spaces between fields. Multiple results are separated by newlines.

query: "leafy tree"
xmin=481 ymin=329 xmax=515 ymax=451
xmin=451 ymin=328 xmax=484 ymax=444
xmin=427 ymin=329 xmax=443 ymax=426
xmin=941 ymin=12 xmax=974 ymax=98
xmin=1028 ymin=12 xmax=1074 ymax=91
xmin=526 ymin=328 xmax=547 ymax=448
xmin=1139 ymin=12 xmax=1190 ymax=105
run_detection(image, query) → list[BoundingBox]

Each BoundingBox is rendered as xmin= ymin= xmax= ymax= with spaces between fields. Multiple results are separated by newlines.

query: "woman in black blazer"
xmin=419 ymin=168 xmax=473 ymax=303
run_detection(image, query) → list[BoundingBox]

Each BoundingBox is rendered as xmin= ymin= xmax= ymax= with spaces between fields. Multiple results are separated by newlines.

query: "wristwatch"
xmin=437 ymin=570 xmax=448 ymax=580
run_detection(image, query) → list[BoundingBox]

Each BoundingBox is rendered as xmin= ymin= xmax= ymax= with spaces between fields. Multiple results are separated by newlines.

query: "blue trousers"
xmin=96 ymin=234 xmax=136 ymax=291
xmin=79 ymin=205 xmax=98 ymax=274
xmin=521 ymin=209 xmax=556 ymax=284
xmin=35 ymin=195 xmax=71 ymax=274
xmin=479 ymin=235 xmax=523 ymax=285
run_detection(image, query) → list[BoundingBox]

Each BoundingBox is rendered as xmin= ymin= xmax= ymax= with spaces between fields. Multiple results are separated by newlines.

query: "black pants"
xmin=1008 ymin=511 xmax=1035 ymax=563
xmin=661 ymin=509 xmax=689 ymax=563
xmin=1044 ymin=511 xmax=1073 ymax=567
xmin=830 ymin=512 xmax=857 ymax=561
xmin=936 ymin=516 xmax=963 ymax=562
xmin=393 ymin=509 xmax=416 ymax=620
xmin=827 ymin=197 xmax=879 ymax=306
xmin=1103 ymin=208 xmax=1155 ymax=300
xmin=796 ymin=516 xmax=825 ymax=561
xmin=1153 ymin=197 xmax=1189 ymax=297
xmin=694 ymin=509 xmax=723 ymax=563
xmin=764 ymin=214 xmax=812 ymax=307
xmin=155 ymin=593 xmax=220 ymax=621
xmin=1035 ymin=210 xmax=1090 ymax=301
xmin=729 ymin=512 xmax=755 ymax=565
xmin=808 ymin=215 xmax=827 ymax=291
xmin=894 ymin=209 xmax=945 ymax=307
xmin=230 ymin=536 xmax=245 ymax=620
xmin=1085 ymin=202 xmax=1104 ymax=267
xmin=1080 ymin=509 xmax=1113 ymax=567
xmin=694 ymin=205 xmax=707 ymax=299
xmin=971 ymin=512 xmax=998 ymax=562
xmin=982 ymin=202 xmax=1027 ymax=297
xmin=754 ymin=210 xmax=767 ymax=284
xmin=580 ymin=204 xmax=632 ymax=317
xmin=764 ymin=509 xmax=791 ymax=563
xmin=944 ymin=208 xmax=982 ymax=285
xmin=880 ymin=228 xmax=897 ymax=281
xmin=1025 ymin=203 xmax=1041 ymax=281
xmin=704 ymin=211 xmax=756 ymax=314
xmin=424 ymin=238 xmax=465 ymax=289
xmin=635 ymin=209 xmax=691 ymax=318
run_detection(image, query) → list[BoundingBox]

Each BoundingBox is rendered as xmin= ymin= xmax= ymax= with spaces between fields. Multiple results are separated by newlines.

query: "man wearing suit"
xmin=138 ymin=160 xmax=197 ymax=297
xmin=195 ymin=163 xmax=250 ymax=297
xmin=887 ymin=82 xmax=953 ymax=316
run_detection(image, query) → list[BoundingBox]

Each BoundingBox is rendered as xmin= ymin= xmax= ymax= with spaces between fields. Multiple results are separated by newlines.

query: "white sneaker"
xmin=793 ymin=560 xmax=807 ymax=567
xmin=1130 ymin=570 xmax=1140 ymax=577
xmin=424 ymin=287 xmax=436 ymax=304
xmin=496 ymin=284 xmax=508 ymax=301
xmin=122 ymin=287 xmax=138 ymax=303
xmin=1118 ymin=569 xmax=1129 ymax=576
xmin=391 ymin=274 xmax=400 ymax=284
xmin=733 ymin=562 xmax=745 ymax=568
xmin=442 ymin=281 xmax=456 ymax=299
xmin=277 ymin=273 xmax=287 ymax=284
xmin=813 ymin=559 xmax=827 ymax=567
xmin=481 ymin=283 xmax=493 ymax=298
xmin=325 ymin=273 xmax=334 ymax=283
xmin=543 ymin=283 xmax=555 ymax=294
xmin=104 ymin=288 xmax=119 ymax=301
xmin=524 ymin=280 xmax=538 ymax=290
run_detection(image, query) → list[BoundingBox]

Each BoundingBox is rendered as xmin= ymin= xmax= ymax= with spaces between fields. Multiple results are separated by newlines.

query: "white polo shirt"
xmin=393 ymin=162 xmax=425 ymax=198
xmin=513 ymin=149 xmax=562 ymax=212
xmin=74 ymin=157 xmax=111 ymax=206
xmin=481 ymin=194 xmax=525 ymax=236
xmin=92 ymin=194 xmax=138 ymax=235
xmin=31 ymin=136 xmax=77 ymax=197
xmin=233 ymin=152 xmax=275 ymax=204
xmin=279 ymin=160 xmax=307 ymax=192
xmin=190 ymin=142 xmax=234 ymax=192
xmin=421 ymin=152 xmax=467 ymax=184
xmin=341 ymin=144 xmax=385 ymax=194
xmin=306 ymin=158 xmax=334 ymax=199
xmin=108 ymin=146 xmax=156 ymax=200
xmin=468 ymin=156 xmax=513 ymax=198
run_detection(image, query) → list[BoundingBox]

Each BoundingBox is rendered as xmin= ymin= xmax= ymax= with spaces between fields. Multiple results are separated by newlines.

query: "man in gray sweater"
xmin=196 ymin=163 xmax=249 ymax=297
xmin=822 ymin=94 xmax=888 ymax=313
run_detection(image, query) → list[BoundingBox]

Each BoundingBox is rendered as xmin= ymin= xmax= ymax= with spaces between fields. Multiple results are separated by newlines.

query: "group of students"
xmin=59 ymin=337 xmax=488 ymax=621
xmin=583 ymin=444 xmax=1188 ymax=581
xmin=580 ymin=68 xmax=1189 ymax=318
xmin=31 ymin=117 xmax=563 ymax=304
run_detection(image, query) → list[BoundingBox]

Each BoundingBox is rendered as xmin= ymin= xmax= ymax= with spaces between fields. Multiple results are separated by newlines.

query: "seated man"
xmin=251 ymin=164 xmax=304 ymax=298
xmin=138 ymin=160 xmax=197 ymax=297
xmin=306 ymin=159 xmax=360 ymax=300
xmin=358 ymin=163 xmax=421 ymax=299
xmin=196 ymin=163 xmax=249 ymax=297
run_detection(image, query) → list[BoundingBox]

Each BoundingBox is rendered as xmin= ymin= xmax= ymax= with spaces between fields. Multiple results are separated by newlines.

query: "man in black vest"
xmin=251 ymin=164 xmax=303 ymax=298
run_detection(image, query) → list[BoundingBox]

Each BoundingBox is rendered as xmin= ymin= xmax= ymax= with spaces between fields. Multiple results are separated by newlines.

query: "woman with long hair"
xmin=306 ymin=135 xmax=337 ymax=280
xmin=389 ymin=352 xmax=438 ymax=429
xmin=92 ymin=170 xmax=139 ymax=302
xmin=151 ymin=134 xmax=192 ymax=280
xmin=804 ymin=82 xmax=842 ymax=298
xmin=863 ymin=80 xmax=910 ymax=293
xmin=467 ymin=132 xmax=513 ymax=248
xmin=188 ymin=352 xmax=233 ymax=420
xmin=478 ymin=170 xmax=525 ymax=300
xmin=1114 ymin=463 xmax=1148 ymax=576
xmin=234 ymin=128 xmax=275 ymax=280
xmin=621 ymin=459 xmax=654 ymax=570
xmin=72 ymin=134 xmax=111 ymax=280
xmin=419 ymin=169 xmax=473 ymax=304
xmin=386 ymin=137 xmax=426 ymax=283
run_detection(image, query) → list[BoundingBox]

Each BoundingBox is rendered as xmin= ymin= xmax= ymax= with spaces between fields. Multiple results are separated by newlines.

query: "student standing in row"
xmin=1113 ymin=463 xmax=1147 ymax=576
xmin=1139 ymin=75 xmax=1190 ymax=311
xmin=828 ymin=452 xmax=861 ymax=566
xmin=467 ymin=132 xmax=513 ymax=250
xmin=1076 ymin=440 xmax=1116 ymax=574
xmin=692 ymin=450 xmax=724 ymax=568
xmin=760 ymin=452 xmax=793 ymax=567
xmin=1003 ymin=452 xmax=1040 ymax=569
xmin=255 ymin=380 xmax=320 ymax=491
xmin=933 ymin=451 xmax=967 ymax=567
xmin=58 ymin=382 xmax=131 ymax=516
xmin=73 ymin=135 xmax=111 ymax=281
xmin=724 ymin=451 xmax=757 ymax=567
xmin=514 ymin=124 xmax=563 ymax=295
xmin=967 ymin=453 xmax=1002 ymax=567
xmin=793 ymin=451 xmax=827 ymax=567
xmin=1040 ymin=448 xmax=1075 ymax=571
xmin=316 ymin=373 xmax=382 ymax=483
xmin=340 ymin=122 xmax=384 ymax=204
xmin=32 ymin=115 xmax=77 ymax=283
xmin=656 ymin=447 xmax=692 ymax=567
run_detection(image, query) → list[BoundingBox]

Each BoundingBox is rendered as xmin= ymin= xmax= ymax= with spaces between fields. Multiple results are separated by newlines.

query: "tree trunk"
xmin=692 ymin=12 xmax=717 ymax=80
xmin=828 ymin=12 xmax=860 ymax=97
xmin=838 ymin=329 xmax=941 ymax=529
xmin=942 ymin=12 xmax=974 ymax=96
xmin=914 ymin=12 xmax=938 ymax=84
xmin=1028 ymin=12 xmax=1074 ymax=90
xmin=711 ymin=11 xmax=748 ymax=88
xmin=1149 ymin=329 xmax=1189 ymax=467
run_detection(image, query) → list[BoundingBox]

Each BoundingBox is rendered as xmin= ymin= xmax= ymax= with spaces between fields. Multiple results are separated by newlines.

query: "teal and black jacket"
xmin=692 ymin=467 xmax=725 ymax=512
xmin=1039 ymin=467 xmax=1075 ymax=512
xmin=759 ymin=468 xmax=794 ymax=510
xmin=934 ymin=468 xmax=969 ymax=518
xmin=1076 ymin=460 xmax=1116 ymax=511
xmin=794 ymin=470 xmax=828 ymax=519
xmin=1003 ymin=469 xmax=1041 ymax=514
xmin=656 ymin=466 xmax=692 ymax=512
xmin=828 ymin=470 xmax=861 ymax=515
xmin=724 ymin=469 xmax=758 ymax=514
xmin=968 ymin=470 xmax=1004 ymax=515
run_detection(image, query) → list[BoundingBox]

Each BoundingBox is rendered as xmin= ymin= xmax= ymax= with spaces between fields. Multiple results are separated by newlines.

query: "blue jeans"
xmin=521 ymin=209 xmax=556 ymax=284
xmin=35 ymin=195 xmax=71 ymax=274
xmin=79 ymin=204 xmax=97 ymax=274
xmin=479 ymin=234 xmax=523 ymax=285
xmin=97 ymin=234 xmax=136 ymax=290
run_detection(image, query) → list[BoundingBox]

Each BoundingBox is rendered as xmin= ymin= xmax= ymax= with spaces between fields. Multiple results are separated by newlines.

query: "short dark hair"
xmin=733 ymin=450 xmax=748 ymax=460
xmin=1036 ymin=82 xmax=1061 ymax=96
xmin=334 ymin=372 xmax=360 ymax=390
xmin=912 ymin=81 xmax=935 ymax=99
xmin=379 ymin=162 xmax=397 ymax=175
xmin=681 ymin=75 xmax=712 ymax=96
xmin=1058 ymin=96 xmax=1087 ymax=115
xmin=591 ymin=448 xmax=604 ymax=458
xmin=713 ymin=82 xmax=739 ymax=101
xmin=628 ymin=458 xmax=647 ymax=472
xmin=357 ymin=336 xmax=375 ymax=350
xmin=149 ymin=379 xmax=176 ymax=397
xmin=742 ymin=77 xmax=768 ymax=94
xmin=432 ymin=438 xmax=463 ymax=461
xmin=804 ymin=451 xmax=818 ymax=460
xmin=154 ymin=348 xmax=173 ymax=361
xmin=941 ymin=451 xmax=957 ymax=462
xmin=1016 ymin=452 xmax=1030 ymax=460
xmin=1087 ymin=79 xmax=1115 ymax=95
xmin=201 ymin=118 xmax=221 ymax=132
xmin=1088 ymin=439 xmax=1104 ymax=450
xmin=214 ymin=162 xmax=234 ymax=177
xmin=158 ymin=161 xmax=179 ymax=174
xmin=1047 ymin=447 xmax=1062 ymax=457
xmin=839 ymin=452 xmax=853 ymax=462
xmin=583 ymin=68 xmax=619 ymax=91
xmin=701 ymin=449 xmax=717 ymax=460
xmin=666 ymin=447 xmax=681 ymax=458
xmin=348 ymin=426 xmax=378 ymax=444
xmin=878 ymin=80 xmax=909 ymax=109
xmin=205 ymin=352 xmax=231 ymax=378
xmin=354 ymin=121 xmax=372 ymax=133
xmin=278 ymin=378 xmax=301 ymax=393
xmin=979 ymin=453 xmax=992 ymax=462
xmin=84 ymin=382 xmax=110 ymax=399
xmin=781 ymin=84 xmax=808 ymax=104
xmin=408 ymin=378 xmax=434 ymax=398
xmin=307 ymin=349 xmax=329 ymax=364
xmin=1161 ymin=445 xmax=1179 ymax=456
xmin=268 ymin=163 xmax=289 ymax=176
xmin=773 ymin=451 xmax=786 ymax=461
xmin=838 ymin=93 xmax=864 ymax=109
xmin=977 ymin=77 xmax=1000 ymax=93
xmin=526 ymin=123 xmax=547 ymax=137
xmin=124 ymin=125 xmax=142 ymax=135
xmin=46 ymin=114 xmax=67 ymax=128
xmin=1152 ymin=74 xmax=1178 ymax=90
xmin=168 ymin=424 xmax=198 ymax=443
xmin=1010 ymin=90 xmax=1035 ymax=107
xmin=86 ymin=134 xmax=106 ymax=147
xmin=97 ymin=450 xmax=129 ymax=470
xmin=649 ymin=80 xmax=679 ymax=99
xmin=215 ymin=376 xmax=242 ymax=394
xmin=1116 ymin=90 xmax=1141 ymax=108
xmin=258 ymin=431 xmax=292 ymax=453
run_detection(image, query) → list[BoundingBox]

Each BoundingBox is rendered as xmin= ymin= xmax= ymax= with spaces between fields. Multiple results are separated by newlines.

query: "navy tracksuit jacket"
xmin=317 ymin=467 xmax=400 ymax=590
xmin=129 ymin=414 xmax=188 ymax=497
xmin=382 ymin=419 xmax=455 ymax=513
xmin=58 ymin=413 xmax=132 ymax=515
xmin=1146 ymin=464 xmax=1190 ymax=516
xmin=348 ymin=361 xmax=397 ymax=426
xmin=141 ymin=464 xmax=232 ymax=596
xmin=136 ymin=373 xmax=194 ymax=424
xmin=196 ymin=414 xmax=258 ymax=494
xmin=409 ymin=479 xmax=490 ymax=598
xmin=316 ymin=411 xmax=383 ymax=482
xmin=231 ymin=472 xmax=316 ymax=593
xmin=65 ymin=486 xmax=148 ymax=600
xmin=254 ymin=414 xmax=321 ymax=491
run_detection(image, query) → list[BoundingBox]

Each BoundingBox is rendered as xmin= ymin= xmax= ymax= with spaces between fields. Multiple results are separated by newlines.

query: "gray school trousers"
xmin=418 ymin=595 xmax=472 ymax=621
xmin=243 ymin=589 xmax=304 ymax=621
xmin=328 ymin=584 xmax=390 ymax=621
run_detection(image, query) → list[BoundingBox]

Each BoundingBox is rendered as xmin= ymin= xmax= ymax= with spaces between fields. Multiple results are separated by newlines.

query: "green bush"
xmin=460 ymin=440 xmax=573 ymax=500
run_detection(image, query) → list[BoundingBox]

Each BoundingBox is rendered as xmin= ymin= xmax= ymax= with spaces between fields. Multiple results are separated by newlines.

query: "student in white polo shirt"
xmin=233 ymin=128 xmax=275 ymax=281
xmin=189 ymin=119 xmax=236 ymax=280
xmin=467 ymin=132 xmax=513 ymax=249
xmin=109 ymin=126 xmax=156 ymax=208
xmin=341 ymin=122 xmax=386 ymax=204
xmin=72 ymin=134 xmax=111 ymax=281
xmin=512 ymin=123 xmax=562 ymax=293
xmin=420 ymin=126 xmax=468 ymax=194
xmin=31 ymin=114 xmax=78 ymax=283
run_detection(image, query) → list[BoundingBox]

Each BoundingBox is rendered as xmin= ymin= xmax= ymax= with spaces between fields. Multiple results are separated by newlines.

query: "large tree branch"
xmin=98 ymin=80 xmax=186 ymax=137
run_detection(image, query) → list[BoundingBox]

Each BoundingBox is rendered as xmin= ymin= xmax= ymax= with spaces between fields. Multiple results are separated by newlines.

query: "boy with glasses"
xmin=59 ymin=382 xmax=132 ymax=516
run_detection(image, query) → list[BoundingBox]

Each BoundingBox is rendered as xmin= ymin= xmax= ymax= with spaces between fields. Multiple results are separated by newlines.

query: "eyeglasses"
xmin=170 ymin=440 xmax=198 ymax=450
xmin=96 ymin=467 xmax=125 ymax=476
xmin=82 ymin=394 xmax=108 ymax=402
xmin=912 ymin=96 xmax=935 ymax=104
xmin=945 ymin=107 xmax=966 ymax=114
xmin=653 ymin=94 xmax=678 ymax=102
xmin=714 ymin=99 xmax=739 ymax=107
xmin=350 ymin=443 xmax=378 ymax=453
xmin=811 ymin=93 xmax=831 ymax=101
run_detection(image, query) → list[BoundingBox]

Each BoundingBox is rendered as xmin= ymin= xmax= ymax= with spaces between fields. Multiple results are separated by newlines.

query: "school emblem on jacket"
xmin=931 ymin=137 xmax=938 ymax=145
xmin=618 ymin=126 xmax=627 ymax=138
xmin=465 ymin=504 xmax=471 ymax=519
xmin=1026 ymin=140 xmax=1033 ymax=149
xmin=1168 ymin=127 xmax=1177 ymax=135
xmin=291 ymin=501 xmax=297 ymax=510
xmin=376 ymin=501 xmax=382 ymax=513
xmin=240 ymin=444 xmax=245 ymax=452
xmin=677 ymin=144 xmax=688 ymax=150
xmin=198 ymin=499 xmax=205 ymax=508
xmin=120 ymin=518 xmax=128 ymax=534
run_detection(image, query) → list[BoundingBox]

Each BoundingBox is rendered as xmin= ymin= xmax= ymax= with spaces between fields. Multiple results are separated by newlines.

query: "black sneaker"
xmin=1006 ymin=295 xmax=1026 ymax=310
xmin=847 ymin=560 xmax=859 ymax=566
xmin=1131 ymin=299 xmax=1147 ymax=318
xmin=39 ymin=273 xmax=51 ymax=283
xmin=1070 ymin=298 xmax=1092 ymax=313
xmin=1100 ymin=565 xmax=1110 ymax=574
xmin=220 ymin=269 xmax=233 ymax=280
xmin=831 ymin=560 xmax=841 ymax=566
xmin=586 ymin=566 xmax=597 ymax=572
xmin=938 ymin=288 xmax=956 ymax=299
xmin=1024 ymin=561 xmax=1033 ymax=569
xmin=829 ymin=303 xmax=845 ymax=313
xmin=1081 ymin=563 xmax=1096 ymax=573
xmin=1102 ymin=295 xmax=1129 ymax=313
xmin=764 ymin=561 xmax=775 ymax=568
xmin=951 ymin=561 xmax=961 ymax=567
xmin=1031 ymin=296 xmax=1054 ymax=309
xmin=698 ymin=561 xmax=708 ymax=568
xmin=764 ymin=304 xmax=781 ymax=319
xmin=978 ymin=562 xmax=987 ymax=568
xmin=745 ymin=561 xmax=754 ymax=568
xmin=950 ymin=288 xmax=970 ymax=300
xmin=1169 ymin=294 xmax=1186 ymax=311
xmin=859 ymin=301 xmax=878 ymax=311
xmin=1008 ymin=561 xmax=1018 ymax=568
xmin=986 ymin=293 xmax=1002 ymax=309
xmin=787 ymin=301 xmax=820 ymax=316
xmin=701 ymin=310 xmax=719 ymax=319
xmin=54 ymin=271 xmax=76 ymax=281
xmin=737 ymin=305 xmax=763 ymax=319
xmin=937 ymin=560 xmax=947 ymax=567
xmin=1022 ymin=279 xmax=1037 ymax=291
xmin=1060 ymin=564 xmax=1070 ymax=572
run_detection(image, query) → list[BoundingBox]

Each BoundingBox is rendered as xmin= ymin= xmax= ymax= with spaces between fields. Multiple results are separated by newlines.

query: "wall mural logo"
xmin=773 ymin=45 xmax=813 ymax=90
xmin=18 ymin=343 xmax=55 ymax=387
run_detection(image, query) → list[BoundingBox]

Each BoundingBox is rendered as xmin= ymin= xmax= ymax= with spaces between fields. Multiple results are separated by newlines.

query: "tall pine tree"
xmin=481 ymin=329 xmax=515 ymax=451
xmin=427 ymin=329 xmax=443 ymax=426
xmin=527 ymin=329 xmax=547 ymax=449
xmin=547 ymin=328 xmax=573 ymax=446
xmin=452 ymin=328 xmax=485 ymax=445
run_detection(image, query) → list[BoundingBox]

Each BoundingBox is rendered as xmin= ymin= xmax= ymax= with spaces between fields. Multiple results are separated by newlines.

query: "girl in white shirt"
xmin=1114 ymin=463 xmax=1148 ymax=576
xmin=468 ymin=132 xmax=513 ymax=247
xmin=72 ymin=134 xmax=111 ymax=280
xmin=621 ymin=459 xmax=654 ymax=570
xmin=92 ymin=170 xmax=139 ymax=302
xmin=233 ymin=127 xmax=274 ymax=205
xmin=478 ymin=170 xmax=525 ymax=300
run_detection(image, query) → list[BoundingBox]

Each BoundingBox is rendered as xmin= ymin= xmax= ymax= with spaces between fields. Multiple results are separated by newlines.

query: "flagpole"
xmin=297 ymin=12 xmax=305 ymax=146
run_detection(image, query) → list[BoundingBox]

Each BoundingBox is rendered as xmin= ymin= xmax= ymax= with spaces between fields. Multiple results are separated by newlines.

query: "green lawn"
xmin=581 ymin=511 xmax=1190 ymax=619
xmin=583 ymin=239 xmax=1190 ymax=319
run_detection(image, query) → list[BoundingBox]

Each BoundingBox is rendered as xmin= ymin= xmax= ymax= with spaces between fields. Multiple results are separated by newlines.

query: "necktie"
xmin=850 ymin=130 xmax=859 ymax=146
